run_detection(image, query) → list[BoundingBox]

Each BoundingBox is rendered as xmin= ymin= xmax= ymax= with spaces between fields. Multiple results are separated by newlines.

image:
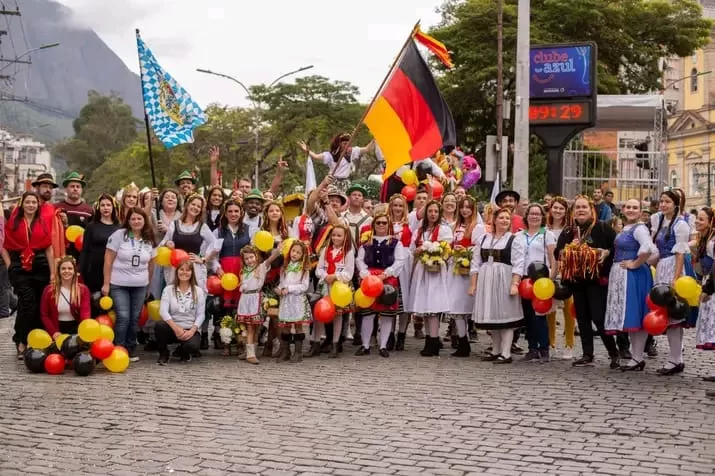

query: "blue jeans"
xmin=110 ymin=284 xmax=146 ymax=353
xmin=521 ymin=297 xmax=549 ymax=351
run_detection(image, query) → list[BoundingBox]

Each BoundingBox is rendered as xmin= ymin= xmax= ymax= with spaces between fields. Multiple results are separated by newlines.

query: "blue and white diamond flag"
xmin=136 ymin=31 xmax=206 ymax=148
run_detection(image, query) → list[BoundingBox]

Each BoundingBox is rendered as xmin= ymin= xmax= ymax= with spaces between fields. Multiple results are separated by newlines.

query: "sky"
xmin=57 ymin=0 xmax=445 ymax=108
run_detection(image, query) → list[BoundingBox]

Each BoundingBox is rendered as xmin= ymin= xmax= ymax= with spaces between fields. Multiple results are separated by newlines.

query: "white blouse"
xmin=316 ymin=246 xmax=356 ymax=283
xmin=356 ymin=236 xmax=407 ymax=278
xmin=520 ymin=229 xmax=557 ymax=275
xmin=470 ymin=232 xmax=526 ymax=276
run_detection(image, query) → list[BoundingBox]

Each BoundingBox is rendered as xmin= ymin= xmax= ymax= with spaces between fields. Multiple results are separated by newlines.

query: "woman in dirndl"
xmin=355 ymin=210 xmax=407 ymax=357
xmin=604 ymin=199 xmax=654 ymax=371
xmin=694 ymin=207 xmax=715 ymax=382
xmin=469 ymin=207 xmax=526 ymax=364
xmin=410 ymin=200 xmax=454 ymax=357
xmin=652 ymin=190 xmax=697 ymax=375
xmin=447 ymin=196 xmax=482 ymax=357
xmin=387 ymin=194 xmax=412 ymax=351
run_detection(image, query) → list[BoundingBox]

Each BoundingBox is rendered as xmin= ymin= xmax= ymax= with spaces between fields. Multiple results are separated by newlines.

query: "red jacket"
xmin=40 ymin=284 xmax=91 ymax=336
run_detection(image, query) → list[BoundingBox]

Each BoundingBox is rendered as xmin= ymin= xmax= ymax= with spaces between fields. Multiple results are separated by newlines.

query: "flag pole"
xmin=330 ymin=20 xmax=421 ymax=176
xmin=136 ymin=29 xmax=158 ymax=191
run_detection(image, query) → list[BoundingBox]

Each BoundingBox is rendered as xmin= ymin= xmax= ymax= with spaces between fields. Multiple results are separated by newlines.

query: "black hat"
xmin=495 ymin=190 xmax=520 ymax=205
xmin=32 ymin=173 xmax=58 ymax=188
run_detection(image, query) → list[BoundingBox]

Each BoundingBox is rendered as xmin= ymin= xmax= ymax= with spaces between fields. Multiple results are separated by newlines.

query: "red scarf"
xmin=415 ymin=225 xmax=440 ymax=248
xmin=4 ymin=215 xmax=53 ymax=271
xmin=325 ymin=246 xmax=344 ymax=274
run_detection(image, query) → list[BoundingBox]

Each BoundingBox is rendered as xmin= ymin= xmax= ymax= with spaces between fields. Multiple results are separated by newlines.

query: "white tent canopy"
xmin=595 ymin=94 xmax=664 ymax=131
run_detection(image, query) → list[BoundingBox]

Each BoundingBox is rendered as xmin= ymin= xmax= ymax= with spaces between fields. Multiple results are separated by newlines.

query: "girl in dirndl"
xmin=388 ymin=194 xmax=412 ymax=351
xmin=235 ymin=246 xmax=267 ymax=363
xmin=410 ymin=200 xmax=454 ymax=357
xmin=276 ymin=240 xmax=312 ymax=363
xmin=604 ymin=199 xmax=654 ymax=371
xmin=694 ymin=207 xmax=715 ymax=382
xmin=355 ymin=210 xmax=407 ymax=357
xmin=308 ymin=224 xmax=355 ymax=358
xmin=447 ymin=196 xmax=482 ymax=357
xmin=652 ymin=190 xmax=697 ymax=376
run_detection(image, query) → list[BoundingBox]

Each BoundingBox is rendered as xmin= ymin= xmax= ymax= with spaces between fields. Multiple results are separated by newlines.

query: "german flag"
xmin=365 ymin=41 xmax=456 ymax=179
xmin=414 ymin=27 xmax=454 ymax=69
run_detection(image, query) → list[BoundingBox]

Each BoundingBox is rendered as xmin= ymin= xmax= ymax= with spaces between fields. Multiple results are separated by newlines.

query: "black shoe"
xmin=620 ymin=360 xmax=645 ymax=371
xmin=646 ymin=342 xmax=658 ymax=357
xmin=337 ymin=339 xmax=344 ymax=353
xmin=450 ymin=335 xmax=459 ymax=349
xmin=352 ymin=334 xmax=362 ymax=347
xmin=212 ymin=332 xmax=222 ymax=350
xmin=180 ymin=354 xmax=192 ymax=363
xmin=702 ymin=375 xmax=715 ymax=382
xmin=450 ymin=336 xmax=471 ymax=357
xmin=328 ymin=344 xmax=339 ymax=359
xmin=493 ymin=355 xmax=513 ymax=364
xmin=355 ymin=347 xmax=370 ymax=356
xmin=572 ymin=355 xmax=594 ymax=367
xmin=157 ymin=354 xmax=169 ymax=365
xmin=481 ymin=352 xmax=499 ymax=362
xmin=200 ymin=333 xmax=209 ymax=350
xmin=379 ymin=348 xmax=389 ymax=358
xmin=386 ymin=332 xmax=395 ymax=351
xmin=656 ymin=363 xmax=685 ymax=376
xmin=511 ymin=344 xmax=524 ymax=355
xmin=420 ymin=337 xmax=439 ymax=357
xmin=319 ymin=339 xmax=332 ymax=354
xmin=395 ymin=332 xmax=406 ymax=351
xmin=609 ymin=355 xmax=621 ymax=370
xmin=619 ymin=349 xmax=632 ymax=360
xmin=144 ymin=340 xmax=157 ymax=352
xmin=137 ymin=330 xmax=147 ymax=345
xmin=707 ymin=390 xmax=715 ymax=398
xmin=522 ymin=350 xmax=540 ymax=362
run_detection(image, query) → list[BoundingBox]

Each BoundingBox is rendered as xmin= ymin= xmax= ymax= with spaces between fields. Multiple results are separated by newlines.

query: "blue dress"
xmin=605 ymin=224 xmax=653 ymax=333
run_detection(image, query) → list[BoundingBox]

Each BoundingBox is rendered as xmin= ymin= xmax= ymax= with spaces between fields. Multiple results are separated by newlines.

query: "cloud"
xmin=61 ymin=0 xmax=163 ymax=34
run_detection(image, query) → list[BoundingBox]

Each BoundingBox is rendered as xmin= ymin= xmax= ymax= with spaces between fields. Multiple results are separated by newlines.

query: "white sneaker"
xmin=346 ymin=330 xmax=354 ymax=340
xmin=129 ymin=355 xmax=140 ymax=363
xmin=561 ymin=347 xmax=574 ymax=360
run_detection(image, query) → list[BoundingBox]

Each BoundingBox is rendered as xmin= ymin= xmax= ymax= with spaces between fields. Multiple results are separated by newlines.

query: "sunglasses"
xmin=374 ymin=220 xmax=388 ymax=225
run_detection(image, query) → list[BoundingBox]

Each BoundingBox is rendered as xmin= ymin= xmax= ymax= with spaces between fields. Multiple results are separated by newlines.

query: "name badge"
xmin=131 ymin=255 xmax=140 ymax=267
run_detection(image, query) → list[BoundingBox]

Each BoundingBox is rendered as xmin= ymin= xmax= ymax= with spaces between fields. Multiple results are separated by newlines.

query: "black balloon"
xmin=415 ymin=162 xmax=432 ymax=182
xmin=377 ymin=284 xmax=397 ymax=306
xmin=72 ymin=352 xmax=95 ymax=377
xmin=650 ymin=284 xmax=675 ymax=307
xmin=667 ymin=298 xmax=690 ymax=321
xmin=206 ymin=295 xmax=224 ymax=315
xmin=24 ymin=348 xmax=47 ymax=373
xmin=61 ymin=335 xmax=81 ymax=360
xmin=552 ymin=280 xmax=572 ymax=301
xmin=307 ymin=293 xmax=322 ymax=308
xmin=527 ymin=262 xmax=550 ymax=281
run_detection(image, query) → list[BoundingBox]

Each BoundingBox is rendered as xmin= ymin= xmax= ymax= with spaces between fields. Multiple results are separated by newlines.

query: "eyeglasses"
xmin=374 ymin=221 xmax=388 ymax=225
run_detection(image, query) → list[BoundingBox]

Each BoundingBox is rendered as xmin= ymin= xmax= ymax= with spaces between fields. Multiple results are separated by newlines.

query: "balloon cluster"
xmin=460 ymin=155 xmax=482 ymax=189
xmin=25 ymin=316 xmax=129 ymax=376
xmin=645 ymin=276 xmax=701 ymax=335
xmin=395 ymin=161 xmax=444 ymax=201
xmin=65 ymin=225 xmax=85 ymax=251
xmin=313 ymin=276 xmax=387 ymax=323
xmin=518 ymin=262 xmax=572 ymax=314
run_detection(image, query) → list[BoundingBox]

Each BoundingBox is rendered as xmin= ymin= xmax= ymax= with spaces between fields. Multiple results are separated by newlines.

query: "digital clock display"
xmin=528 ymin=101 xmax=592 ymax=125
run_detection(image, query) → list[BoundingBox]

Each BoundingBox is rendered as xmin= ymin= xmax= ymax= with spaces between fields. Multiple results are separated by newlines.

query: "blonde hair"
xmin=52 ymin=256 xmax=81 ymax=308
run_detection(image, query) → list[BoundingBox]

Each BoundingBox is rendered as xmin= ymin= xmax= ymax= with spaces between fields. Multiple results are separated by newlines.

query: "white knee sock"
xmin=501 ymin=329 xmax=514 ymax=359
xmin=454 ymin=318 xmax=468 ymax=337
xmin=398 ymin=313 xmax=410 ymax=333
xmin=379 ymin=316 xmax=394 ymax=349
xmin=361 ymin=314 xmax=375 ymax=349
xmin=630 ymin=331 xmax=648 ymax=362
xmin=666 ymin=327 xmax=684 ymax=366
xmin=312 ymin=322 xmax=323 ymax=341
xmin=332 ymin=315 xmax=343 ymax=343
xmin=491 ymin=330 xmax=502 ymax=355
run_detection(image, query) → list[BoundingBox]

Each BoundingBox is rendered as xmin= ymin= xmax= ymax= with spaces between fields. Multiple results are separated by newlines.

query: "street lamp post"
xmin=196 ymin=65 xmax=314 ymax=188
xmin=0 ymin=43 xmax=60 ymax=71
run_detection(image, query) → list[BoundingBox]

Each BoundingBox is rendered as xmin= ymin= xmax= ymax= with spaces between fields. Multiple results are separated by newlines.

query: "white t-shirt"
xmin=243 ymin=214 xmax=262 ymax=239
xmin=323 ymin=147 xmax=360 ymax=179
xmin=106 ymin=229 xmax=157 ymax=287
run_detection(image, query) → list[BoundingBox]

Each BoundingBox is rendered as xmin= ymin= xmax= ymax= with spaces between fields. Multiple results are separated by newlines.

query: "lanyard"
xmin=524 ymin=229 xmax=543 ymax=248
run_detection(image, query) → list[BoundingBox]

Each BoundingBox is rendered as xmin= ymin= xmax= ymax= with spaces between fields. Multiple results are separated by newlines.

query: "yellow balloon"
xmin=98 ymin=324 xmax=114 ymax=342
xmin=78 ymin=319 xmax=101 ymax=343
xmin=686 ymin=293 xmax=700 ymax=307
xmin=99 ymin=296 xmax=113 ymax=311
xmin=253 ymin=230 xmax=275 ymax=252
xmin=103 ymin=348 xmax=129 ymax=373
xmin=282 ymin=238 xmax=296 ymax=260
xmin=155 ymin=246 xmax=172 ymax=267
xmin=54 ymin=333 xmax=70 ymax=349
xmin=353 ymin=289 xmax=375 ymax=308
xmin=27 ymin=328 xmax=53 ymax=350
xmin=401 ymin=169 xmax=417 ymax=186
xmin=65 ymin=225 xmax=83 ymax=242
xmin=147 ymin=300 xmax=162 ymax=321
xmin=533 ymin=278 xmax=556 ymax=300
xmin=330 ymin=282 xmax=352 ymax=308
xmin=674 ymin=276 xmax=699 ymax=300
xmin=221 ymin=272 xmax=239 ymax=291
xmin=107 ymin=310 xmax=117 ymax=323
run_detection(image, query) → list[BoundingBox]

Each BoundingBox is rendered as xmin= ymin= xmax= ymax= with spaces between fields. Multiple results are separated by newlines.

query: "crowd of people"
xmin=1 ymin=137 xmax=713 ymax=398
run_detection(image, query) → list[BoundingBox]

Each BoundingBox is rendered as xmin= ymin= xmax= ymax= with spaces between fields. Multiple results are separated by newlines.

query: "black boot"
xmin=421 ymin=337 xmax=439 ymax=357
xmin=200 ymin=332 xmax=209 ymax=350
xmin=328 ymin=343 xmax=339 ymax=358
xmin=304 ymin=341 xmax=321 ymax=358
xmin=291 ymin=333 xmax=305 ymax=362
xmin=337 ymin=335 xmax=344 ymax=353
xmin=450 ymin=335 xmax=459 ymax=350
xmin=276 ymin=333 xmax=291 ymax=363
xmin=212 ymin=330 xmax=222 ymax=350
xmin=451 ymin=336 xmax=471 ymax=357
xmin=386 ymin=332 xmax=396 ymax=351
xmin=319 ymin=339 xmax=332 ymax=353
xmin=395 ymin=332 xmax=406 ymax=351
xmin=419 ymin=336 xmax=429 ymax=355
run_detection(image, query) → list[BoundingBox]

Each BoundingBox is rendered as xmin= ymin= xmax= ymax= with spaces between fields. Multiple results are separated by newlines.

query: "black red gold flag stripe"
xmin=365 ymin=40 xmax=456 ymax=178
xmin=414 ymin=27 xmax=454 ymax=69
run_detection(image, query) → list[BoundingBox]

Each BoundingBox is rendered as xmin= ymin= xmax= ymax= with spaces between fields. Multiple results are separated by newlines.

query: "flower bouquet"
xmin=219 ymin=316 xmax=247 ymax=356
xmin=262 ymin=296 xmax=279 ymax=317
xmin=452 ymin=247 xmax=472 ymax=275
xmin=418 ymin=241 xmax=451 ymax=273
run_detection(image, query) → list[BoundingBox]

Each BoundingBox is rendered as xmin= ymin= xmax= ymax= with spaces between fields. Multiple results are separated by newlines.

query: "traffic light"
xmin=635 ymin=141 xmax=650 ymax=169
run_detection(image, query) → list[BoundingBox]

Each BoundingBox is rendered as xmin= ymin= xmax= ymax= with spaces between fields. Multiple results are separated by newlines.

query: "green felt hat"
xmin=62 ymin=171 xmax=87 ymax=187
xmin=174 ymin=170 xmax=197 ymax=185
xmin=346 ymin=183 xmax=368 ymax=197
xmin=244 ymin=188 xmax=265 ymax=202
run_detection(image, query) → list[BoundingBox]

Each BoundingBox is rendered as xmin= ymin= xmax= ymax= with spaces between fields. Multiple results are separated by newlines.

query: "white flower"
xmin=219 ymin=327 xmax=234 ymax=344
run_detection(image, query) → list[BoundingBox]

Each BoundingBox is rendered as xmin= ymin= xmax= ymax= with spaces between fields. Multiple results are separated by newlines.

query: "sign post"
xmin=529 ymin=43 xmax=598 ymax=195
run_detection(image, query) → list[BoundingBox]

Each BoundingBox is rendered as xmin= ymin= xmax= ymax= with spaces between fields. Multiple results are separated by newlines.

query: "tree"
xmin=53 ymin=91 xmax=140 ymax=179
xmin=429 ymin=0 xmax=712 ymax=196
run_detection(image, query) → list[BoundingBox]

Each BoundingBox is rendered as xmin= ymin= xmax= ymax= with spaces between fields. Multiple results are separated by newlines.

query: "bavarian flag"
xmin=365 ymin=40 xmax=457 ymax=179
xmin=136 ymin=30 xmax=207 ymax=148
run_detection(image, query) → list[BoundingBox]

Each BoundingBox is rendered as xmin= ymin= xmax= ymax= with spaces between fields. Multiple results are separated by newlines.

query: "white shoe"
xmin=346 ymin=330 xmax=354 ymax=340
xmin=561 ymin=347 xmax=574 ymax=360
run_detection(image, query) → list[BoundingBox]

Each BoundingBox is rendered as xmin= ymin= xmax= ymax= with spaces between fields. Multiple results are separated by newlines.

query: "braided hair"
xmin=654 ymin=190 xmax=681 ymax=242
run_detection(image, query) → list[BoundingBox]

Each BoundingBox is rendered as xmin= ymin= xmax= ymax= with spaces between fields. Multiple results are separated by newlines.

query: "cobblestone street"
xmin=0 ymin=316 xmax=714 ymax=476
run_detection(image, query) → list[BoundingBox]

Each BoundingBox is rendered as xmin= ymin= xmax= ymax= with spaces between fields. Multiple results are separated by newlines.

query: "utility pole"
xmin=495 ymin=0 xmax=504 ymax=182
xmin=512 ymin=0 xmax=530 ymax=199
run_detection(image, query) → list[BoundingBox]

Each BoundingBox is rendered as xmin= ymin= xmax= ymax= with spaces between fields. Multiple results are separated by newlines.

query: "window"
xmin=690 ymin=165 xmax=700 ymax=196
xmin=691 ymin=68 xmax=699 ymax=93
xmin=671 ymin=170 xmax=679 ymax=188
xmin=618 ymin=138 xmax=635 ymax=149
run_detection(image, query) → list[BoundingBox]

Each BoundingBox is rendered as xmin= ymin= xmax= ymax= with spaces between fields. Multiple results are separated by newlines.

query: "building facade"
xmin=0 ymin=129 xmax=56 ymax=201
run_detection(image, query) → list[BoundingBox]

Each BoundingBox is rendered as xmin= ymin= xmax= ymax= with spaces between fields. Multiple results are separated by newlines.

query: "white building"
xmin=0 ymin=129 xmax=56 ymax=200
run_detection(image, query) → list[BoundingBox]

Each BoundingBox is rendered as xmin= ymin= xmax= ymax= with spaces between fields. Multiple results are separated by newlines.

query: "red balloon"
xmin=532 ymin=297 xmax=553 ymax=314
xmin=645 ymin=294 xmax=664 ymax=312
xmin=429 ymin=179 xmax=444 ymax=199
xmin=170 ymin=249 xmax=190 ymax=267
xmin=90 ymin=338 xmax=115 ymax=360
xmin=74 ymin=234 xmax=84 ymax=251
xmin=360 ymin=275 xmax=384 ymax=298
xmin=44 ymin=353 xmax=65 ymax=375
xmin=519 ymin=279 xmax=535 ymax=300
xmin=401 ymin=184 xmax=417 ymax=202
xmin=314 ymin=297 xmax=336 ymax=323
xmin=138 ymin=305 xmax=149 ymax=328
xmin=96 ymin=315 xmax=114 ymax=329
xmin=643 ymin=309 xmax=668 ymax=335
xmin=207 ymin=275 xmax=223 ymax=296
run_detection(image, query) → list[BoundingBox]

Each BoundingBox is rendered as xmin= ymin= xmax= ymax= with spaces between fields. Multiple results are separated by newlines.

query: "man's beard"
xmin=40 ymin=192 xmax=51 ymax=202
